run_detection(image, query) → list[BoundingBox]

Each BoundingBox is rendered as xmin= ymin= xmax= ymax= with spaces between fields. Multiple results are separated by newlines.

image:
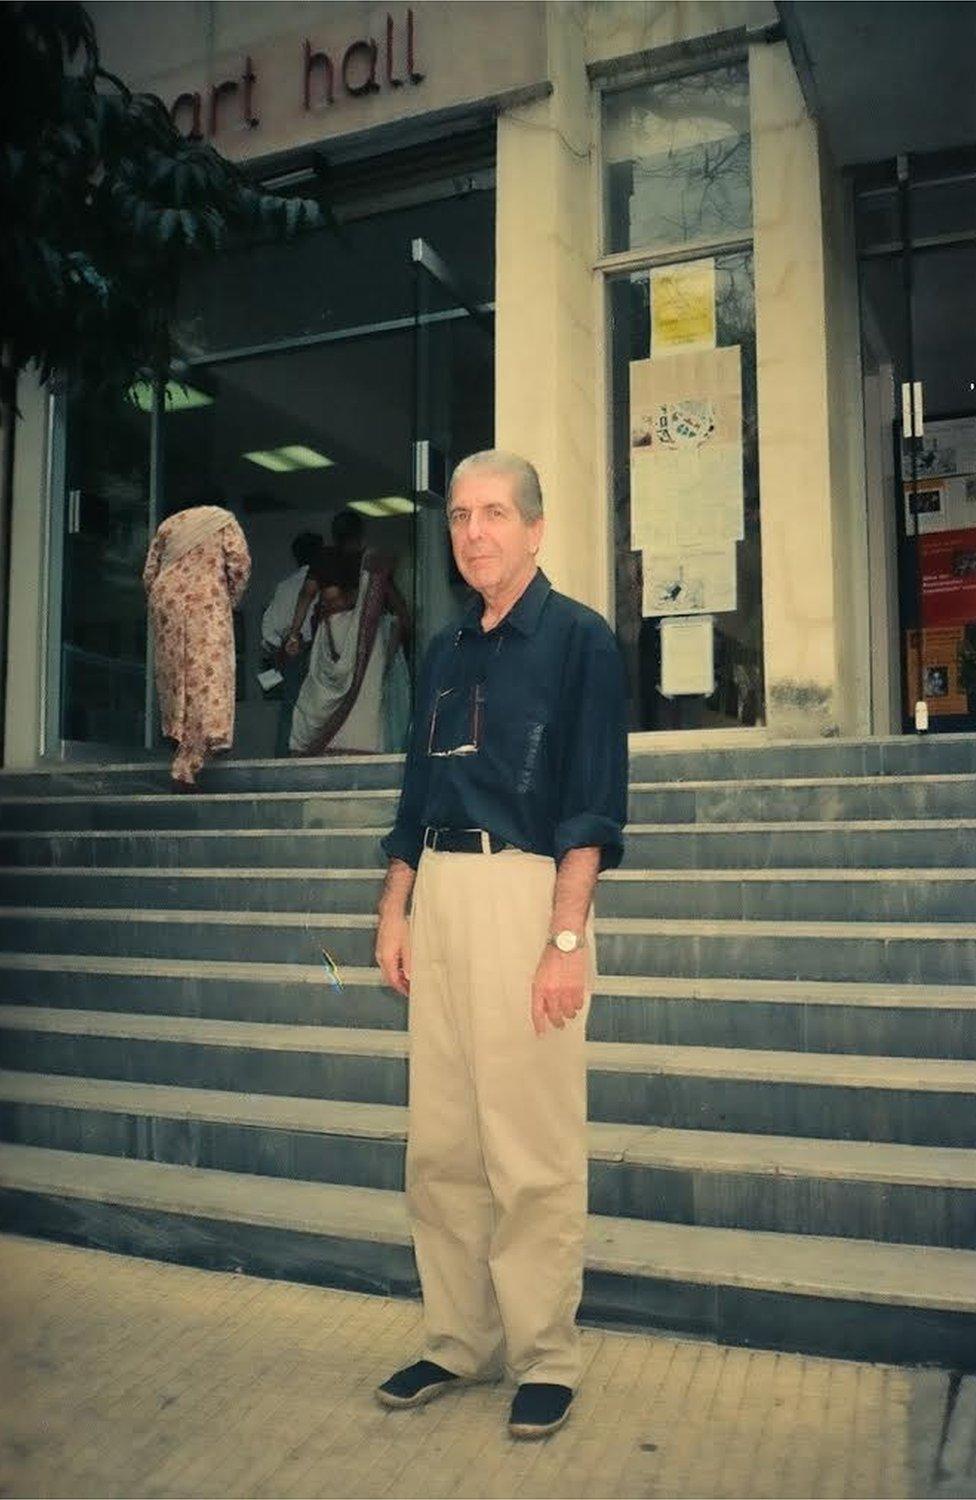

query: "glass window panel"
xmin=855 ymin=172 xmax=976 ymax=255
xmin=603 ymin=64 xmax=752 ymax=255
xmin=910 ymin=174 xmax=976 ymax=243
xmin=855 ymin=187 xmax=899 ymax=255
xmin=61 ymin=387 xmax=152 ymax=746
xmin=159 ymin=290 xmax=493 ymax=757
xmin=175 ymin=187 xmax=495 ymax=359
xmin=608 ymin=250 xmax=764 ymax=730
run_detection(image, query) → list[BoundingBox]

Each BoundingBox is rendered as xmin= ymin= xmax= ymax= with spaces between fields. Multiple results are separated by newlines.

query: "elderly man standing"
xmin=375 ymin=450 xmax=628 ymax=1439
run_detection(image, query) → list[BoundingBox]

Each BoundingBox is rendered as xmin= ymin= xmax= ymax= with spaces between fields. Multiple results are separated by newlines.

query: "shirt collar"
xmin=459 ymin=569 xmax=552 ymax=637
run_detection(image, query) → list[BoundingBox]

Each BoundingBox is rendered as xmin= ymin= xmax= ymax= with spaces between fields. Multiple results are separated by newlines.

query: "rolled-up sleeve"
xmin=381 ymin=656 xmax=433 ymax=869
xmin=553 ymin=626 xmax=628 ymax=871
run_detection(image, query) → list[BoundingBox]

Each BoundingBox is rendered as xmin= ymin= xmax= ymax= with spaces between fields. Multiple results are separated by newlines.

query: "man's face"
xmin=446 ymin=470 xmax=543 ymax=598
xmin=319 ymin=584 xmax=348 ymax=616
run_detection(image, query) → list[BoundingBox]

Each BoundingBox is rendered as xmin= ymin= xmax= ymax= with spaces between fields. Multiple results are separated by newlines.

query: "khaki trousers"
xmin=406 ymin=845 xmax=591 ymax=1389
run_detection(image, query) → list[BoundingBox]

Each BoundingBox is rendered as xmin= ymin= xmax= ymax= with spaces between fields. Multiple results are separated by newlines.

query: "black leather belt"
xmin=423 ymin=827 xmax=508 ymax=854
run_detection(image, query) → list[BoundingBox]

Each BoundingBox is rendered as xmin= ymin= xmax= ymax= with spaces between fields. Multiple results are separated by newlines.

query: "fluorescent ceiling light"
xmin=128 ymin=380 xmax=213 ymax=413
xmin=374 ymin=496 xmax=416 ymax=515
xmin=348 ymin=496 xmax=416 ymax=518
xmin=243 ymin=445 xmax=334 ymax=473
xmin=347 ymin=501 xmax=389 ymax=517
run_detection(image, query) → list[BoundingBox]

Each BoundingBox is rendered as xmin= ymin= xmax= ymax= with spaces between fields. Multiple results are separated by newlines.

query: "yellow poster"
xmin=651 ymin=259 xmax=716 ymax=356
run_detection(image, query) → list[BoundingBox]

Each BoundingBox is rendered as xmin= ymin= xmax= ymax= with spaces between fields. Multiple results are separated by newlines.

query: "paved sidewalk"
xmin=0 ymin=1234 xmax=966 ymax=1499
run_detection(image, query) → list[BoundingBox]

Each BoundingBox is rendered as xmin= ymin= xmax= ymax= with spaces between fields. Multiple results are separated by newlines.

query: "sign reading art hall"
xmin=170 ymin=8 xmax=424 ymax=141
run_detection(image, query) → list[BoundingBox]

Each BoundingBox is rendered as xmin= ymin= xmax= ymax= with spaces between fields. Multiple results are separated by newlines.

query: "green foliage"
xmin=0 ymin=2 xmax=321 ymax=398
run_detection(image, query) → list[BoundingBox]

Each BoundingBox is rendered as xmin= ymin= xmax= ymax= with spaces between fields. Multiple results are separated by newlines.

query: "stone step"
xmin=0 ymin=867 xmax=387 ymax=915
xmin=0 ymin=754 xmax=405 ymax=798
xmin=626 ymin=775 xmax=976 ymax=824
xmin=602 ymin=869 xmax=976 ymax=923
xmin=3 ymin=906 xmax=973 ymax=986
xmin=0 ymin=828 xmax=388 ymax=870
xmin=623 ymin=821 xmax=976 ymax=870
xmin=3 ymin=955 xmax=974 ymax=1059
xmin=1 ymin=1144 xmax=973 ymax=1367
xmin=4 ymin=820 xmax=976 ymax=870
xmin=3 ymin=1072 xmax=973 ymax=1248
xmin=595 ymin=915 xmax=976 ymax=985
xmin=628 ymin=735 xmax=976 ymax=783
xmin=2 ymin=774 xmax=975 ymax=833
xmin=2 ymin=1008 xmax=974 ymax=1146
xmin=5 ymin=865 xmax=976 ymax=924
xmin=0 ymin=789 xmax=400 ymax=833
xmin=3 ymin=731 xmax=975 ymax=799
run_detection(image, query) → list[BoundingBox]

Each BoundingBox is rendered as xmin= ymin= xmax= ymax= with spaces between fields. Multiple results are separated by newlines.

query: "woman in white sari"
xmin=285 ymin=546 xmax=409 ymax=755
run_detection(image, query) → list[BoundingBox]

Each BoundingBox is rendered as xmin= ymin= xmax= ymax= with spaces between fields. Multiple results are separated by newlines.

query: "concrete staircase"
xmin=0 ymin=736 xmax=974 ymax=1369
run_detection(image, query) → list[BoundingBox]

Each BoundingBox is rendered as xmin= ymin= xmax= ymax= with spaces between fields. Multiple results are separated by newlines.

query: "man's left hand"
xmin=531 ymin=946 xmax=587 ymax=1037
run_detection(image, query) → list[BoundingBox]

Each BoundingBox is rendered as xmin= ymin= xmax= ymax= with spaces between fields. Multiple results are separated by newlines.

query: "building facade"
xmin=4 ymin=0 xmax=975 ymax=765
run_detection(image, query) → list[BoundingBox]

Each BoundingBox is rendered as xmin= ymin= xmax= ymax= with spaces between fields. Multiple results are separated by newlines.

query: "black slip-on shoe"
xmin=376 ymin=1359 xmax=461 ymax=1409
xmin=508 ymin=1383 xmax=574 ymax=1439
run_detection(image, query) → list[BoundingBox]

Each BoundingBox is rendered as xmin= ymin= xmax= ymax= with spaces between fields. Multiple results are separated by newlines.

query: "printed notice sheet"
xmin=631 ymin=445 xmax=742 ymax=549
xmin=650 ymin=259 xmax=716 ymax=356
xmin=660 ymin=615 xmax=715 ymax=697
xmin=642 ymin=548 xmax=736 ymax=617
xmin=903 ymin=475 xmax=976 ymax=534
xmin=901 ymin=415 xmax=976 ymax=482
xmin=630 ymin=344 xmax=744 ymax=617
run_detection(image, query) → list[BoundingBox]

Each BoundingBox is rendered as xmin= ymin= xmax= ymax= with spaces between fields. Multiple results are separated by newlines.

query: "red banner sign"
xmin=920 ymin=528 xmax=976 ymax=628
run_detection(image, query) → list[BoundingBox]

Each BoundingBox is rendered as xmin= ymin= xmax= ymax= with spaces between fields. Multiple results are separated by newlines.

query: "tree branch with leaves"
xmin=0 ymin=1 xmax=322 ymax=755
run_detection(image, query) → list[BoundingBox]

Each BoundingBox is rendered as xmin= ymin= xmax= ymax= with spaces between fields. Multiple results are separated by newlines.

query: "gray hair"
xmin=447 ymin=450 xmax=544 ymax=523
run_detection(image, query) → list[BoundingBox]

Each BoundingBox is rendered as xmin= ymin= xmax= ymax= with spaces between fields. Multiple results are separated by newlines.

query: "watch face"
xmin=555 ymin=930 xmax=577 ymax=953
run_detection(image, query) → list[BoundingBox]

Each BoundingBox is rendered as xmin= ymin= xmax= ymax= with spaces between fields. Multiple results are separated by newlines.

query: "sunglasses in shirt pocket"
xmin=426 ymin=684 xmax=484 ymax=757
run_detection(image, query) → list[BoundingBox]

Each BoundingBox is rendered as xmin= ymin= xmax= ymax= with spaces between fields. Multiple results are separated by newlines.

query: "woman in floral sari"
xmin=142 ymin=503 xmax=251 ymax=790
xmin=284 ymin=544 xmax=409 ymax=755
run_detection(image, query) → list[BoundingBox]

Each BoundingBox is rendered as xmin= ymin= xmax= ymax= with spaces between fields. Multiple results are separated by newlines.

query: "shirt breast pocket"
xmin=490 ymin=707 xmax=548 ymax=795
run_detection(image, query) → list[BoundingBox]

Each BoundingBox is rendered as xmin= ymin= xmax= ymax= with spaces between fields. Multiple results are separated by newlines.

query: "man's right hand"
xmin=376 ymin=914 xmax=411 ymax=997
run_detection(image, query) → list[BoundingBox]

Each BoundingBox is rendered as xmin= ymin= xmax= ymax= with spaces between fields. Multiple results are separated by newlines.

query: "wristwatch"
xmin=549 ymin=929 xmax=585 ymax=954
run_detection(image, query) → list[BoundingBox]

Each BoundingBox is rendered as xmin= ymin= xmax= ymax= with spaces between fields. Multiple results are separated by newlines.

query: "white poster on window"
xmin=660 ymin=615 xmax=715 ymax=697
xmin=629 ymin=345 xmax=744 ymax=557
xmin=902 ymin=475 xmax=976 ymax=534
xmin=901 ymin=416 xmax=976 ymax=481
xmin=642 ymin=547 xmax=737 ymax=617
xmin=631 ymin=444 xmax=743 ymax=549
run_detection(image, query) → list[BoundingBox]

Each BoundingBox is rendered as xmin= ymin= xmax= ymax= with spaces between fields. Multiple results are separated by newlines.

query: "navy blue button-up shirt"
xmin=382 ymin=570 xmax=628 ymax=872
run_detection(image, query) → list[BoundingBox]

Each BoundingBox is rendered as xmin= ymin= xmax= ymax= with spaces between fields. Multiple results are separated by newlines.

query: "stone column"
xmin=494 ymin=2 xmax=604 ymax=613
xmin=3 ymin=373 xmax=48 ymax=766
xmin=751 ymin=39 xmax=841 ymax=737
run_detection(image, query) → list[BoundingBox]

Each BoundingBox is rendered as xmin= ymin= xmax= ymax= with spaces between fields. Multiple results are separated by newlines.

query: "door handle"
xmin=67 ymin=488 xmax=82 ymax=534
xmin=413 ymin=440 xmax=446 ymax=503
xmin=901 ymin=381 xmax=924 ymax=439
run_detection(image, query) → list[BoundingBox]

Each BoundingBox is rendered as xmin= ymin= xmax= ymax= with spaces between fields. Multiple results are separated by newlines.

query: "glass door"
xmin=54 ymin=384 xmax=156 ymax=752
xmin=858 ymin=154 xmax=976 ymax=734
xmin=410 ymin=237 xmax=495 ymax=669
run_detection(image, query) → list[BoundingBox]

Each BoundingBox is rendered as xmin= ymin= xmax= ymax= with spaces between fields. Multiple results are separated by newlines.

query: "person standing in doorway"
xmin=375 ymin=450 xmax=628 ymax=1439
xmin=283 ymin=511 xmax=411 ymax=754
xmin=286 ymin=545 xmax=400 ymax=754
xmin=143 ymin=499 xmax=251 ymax=791
xmin=261 ymin=530 xmax=323 ymax=757
xmin=332 ymin=506 xmax=412 ymax=657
